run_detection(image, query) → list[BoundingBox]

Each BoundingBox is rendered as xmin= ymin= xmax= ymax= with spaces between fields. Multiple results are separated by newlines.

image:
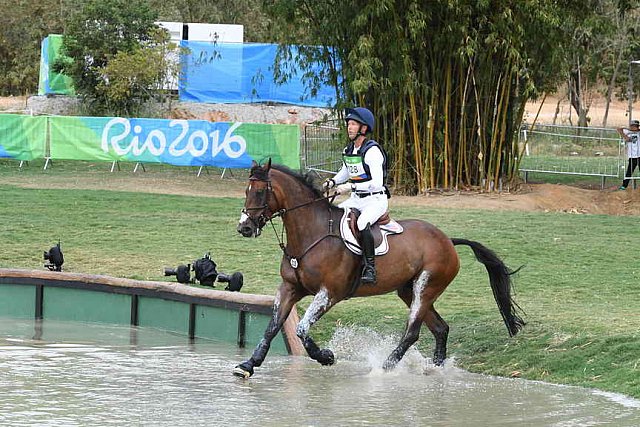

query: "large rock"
xmin=23 ymin=95 xmax=334 ymax=127
xmin=172 ymin=102 xmax=333 ymax=127
xmin=27 ymin=95 xmax=82 ymax=116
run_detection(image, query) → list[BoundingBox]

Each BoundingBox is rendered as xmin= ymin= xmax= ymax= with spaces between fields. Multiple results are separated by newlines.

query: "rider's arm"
xmin=333 ymin=163 xmax=349 ymax=185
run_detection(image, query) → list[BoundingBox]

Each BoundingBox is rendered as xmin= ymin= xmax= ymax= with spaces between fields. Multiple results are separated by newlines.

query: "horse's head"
xmin=237 ymin=159 xmax=277 ymax=238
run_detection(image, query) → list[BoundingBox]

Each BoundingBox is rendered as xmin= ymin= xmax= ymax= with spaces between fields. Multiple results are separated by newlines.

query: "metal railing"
xmin=301 ymin=121 xmax=637 ymax=189
xmin=302 ymin=119 xmax=342 ymax=175
xmin=518 ymin=123 xmax=629 ymax=188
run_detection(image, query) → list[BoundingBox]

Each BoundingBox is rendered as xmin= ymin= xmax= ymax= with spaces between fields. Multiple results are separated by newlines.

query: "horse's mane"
xmin=250 ymin=163 xmax=325 ymax=199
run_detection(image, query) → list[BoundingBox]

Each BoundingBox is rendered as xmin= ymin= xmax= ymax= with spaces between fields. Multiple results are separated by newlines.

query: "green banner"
xmin=49 ymin=116 xmax=301 ymax=169
xmin=38 ymin=35 xmax=75 ymax=96
xmin=0 ymin=114 xmax=47 ymax=161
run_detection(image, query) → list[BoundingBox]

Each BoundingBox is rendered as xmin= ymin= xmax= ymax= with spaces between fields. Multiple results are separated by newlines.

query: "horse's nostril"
xmin=237 ymin=224 xmax=253 ymax=236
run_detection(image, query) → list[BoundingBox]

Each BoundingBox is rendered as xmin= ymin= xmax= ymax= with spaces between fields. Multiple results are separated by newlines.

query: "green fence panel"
xmin=0 ymin=114 xmax=47 ymax=161
xmin=42 ymin=287 xmax=131 ymax=324
xmin=48 ymin=115 xmax=301 ymax=168
xmin=244 ymin=311 xmax=287 ymax=354
xmin=137 ymin=297 xmax=189 ymax=334
xmin=194 ymin=305 xmax=238 ymax=343
xmin=0 ymin=284 xmax=35 ymax=318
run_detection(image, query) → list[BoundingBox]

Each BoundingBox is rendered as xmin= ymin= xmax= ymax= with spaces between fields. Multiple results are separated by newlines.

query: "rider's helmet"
xmin=345 ymin=107 xmax=375 ymax=133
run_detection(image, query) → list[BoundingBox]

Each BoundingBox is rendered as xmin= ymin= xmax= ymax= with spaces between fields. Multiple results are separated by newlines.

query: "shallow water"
xmin=1 ymin=318 xmax=639 ymax=426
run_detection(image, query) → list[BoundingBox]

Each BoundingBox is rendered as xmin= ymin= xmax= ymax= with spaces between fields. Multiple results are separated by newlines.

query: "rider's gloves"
xmin=322 ymin=178 xmax=336 ymax=190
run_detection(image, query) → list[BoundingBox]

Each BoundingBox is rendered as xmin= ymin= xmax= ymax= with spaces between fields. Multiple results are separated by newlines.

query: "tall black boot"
xmin=360 ymin=224 xmax=376 ymax=284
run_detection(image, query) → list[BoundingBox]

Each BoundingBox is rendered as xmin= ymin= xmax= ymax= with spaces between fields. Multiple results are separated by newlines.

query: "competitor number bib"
xmin=343 ymin=154 xmax=370 ymax=182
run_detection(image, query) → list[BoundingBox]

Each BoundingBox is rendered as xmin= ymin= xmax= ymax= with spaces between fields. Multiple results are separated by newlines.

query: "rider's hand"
xmin=322 ymin=178 xmax=336 ymax=191
xmin=335 ymin=183 xmax=351 ymax=195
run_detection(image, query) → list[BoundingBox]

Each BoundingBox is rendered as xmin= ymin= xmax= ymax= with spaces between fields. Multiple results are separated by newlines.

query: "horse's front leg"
xmin=296 ymin=287 xmax=335 ymax=366
xmin=233 ymin=281 xmax=302 ymax=378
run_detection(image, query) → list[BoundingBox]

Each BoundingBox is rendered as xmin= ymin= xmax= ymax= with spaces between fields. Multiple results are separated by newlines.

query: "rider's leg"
xmin=356 ymin=196 xmax=387 ymax=285
xmin=360 ymin=222 xmax=376 ymax=284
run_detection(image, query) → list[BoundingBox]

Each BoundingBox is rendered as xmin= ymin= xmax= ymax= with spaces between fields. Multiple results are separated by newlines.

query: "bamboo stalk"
xmin=443 ymin=60 xmax=452 ymax=189
xmin=409 ymin=89 xmax=423 ymax=193
xmin=494 ymin=69 xmax=513 ymax=182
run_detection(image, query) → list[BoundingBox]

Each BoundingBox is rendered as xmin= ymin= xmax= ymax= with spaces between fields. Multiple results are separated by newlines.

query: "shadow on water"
xmin=0 ymin=318 xmax=639 ymax=426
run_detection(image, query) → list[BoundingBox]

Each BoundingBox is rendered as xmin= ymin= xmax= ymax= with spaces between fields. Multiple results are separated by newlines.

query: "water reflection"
xmin=0 ymin=319 xmax=638 ymax=426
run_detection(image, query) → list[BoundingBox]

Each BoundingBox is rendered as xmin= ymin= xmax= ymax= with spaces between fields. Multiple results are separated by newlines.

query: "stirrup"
xmin=361 ymin=265 xmax=376 ymax=284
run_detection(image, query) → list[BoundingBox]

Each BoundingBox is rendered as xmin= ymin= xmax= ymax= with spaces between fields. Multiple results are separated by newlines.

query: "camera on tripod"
xmin=163 ymin=264 xmax=191 ymax=284
xmin=163 ymin=252 xmax=243 ymax=291
xmin=44 ymin=242 xmax=64 ymax=271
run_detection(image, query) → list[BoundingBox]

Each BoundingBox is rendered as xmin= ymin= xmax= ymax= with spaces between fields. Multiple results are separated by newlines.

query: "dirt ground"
xmin=410 ymin=183 xmax=640 ymax=216
xmin=2 ymin=95 xmax=639 ymax=216
xmin=2 ymin=168 xmax=638 ymax=216
xmin=0 ymin=96 xmax=28 ymax=111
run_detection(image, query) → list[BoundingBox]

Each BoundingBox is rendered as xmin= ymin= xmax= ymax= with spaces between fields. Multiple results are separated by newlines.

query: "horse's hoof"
xmin=382 ymin=358 xmax=397 ymax=371
xmin=433 ymin=354 xmax=446 ymax=367
xmin=233 ymin=364 xmax=253 ymax=378
xmin=318 ymin=349 xmax=335 ymax=366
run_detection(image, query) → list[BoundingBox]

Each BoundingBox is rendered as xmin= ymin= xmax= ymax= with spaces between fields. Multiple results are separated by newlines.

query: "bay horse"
xmin=234 ymin=160 xmax=524 ymax=378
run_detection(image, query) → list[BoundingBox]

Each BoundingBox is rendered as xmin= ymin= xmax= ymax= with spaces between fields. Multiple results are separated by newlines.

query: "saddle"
xmin=340 ymin=209 xmax=404 ymax=256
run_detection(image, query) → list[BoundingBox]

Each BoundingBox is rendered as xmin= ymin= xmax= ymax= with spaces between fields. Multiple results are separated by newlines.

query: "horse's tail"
xmin=451 ymin=238 xmax=525 ymax=336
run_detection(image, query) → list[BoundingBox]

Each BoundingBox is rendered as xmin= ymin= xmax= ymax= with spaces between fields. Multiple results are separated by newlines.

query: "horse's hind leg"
xmin=425 ymin=308 xmax=449 ymax=366
xmin=383 ymin=271 xmax=431 ymax=370
xmin=391 ymin=271 xmax=450 ymax=368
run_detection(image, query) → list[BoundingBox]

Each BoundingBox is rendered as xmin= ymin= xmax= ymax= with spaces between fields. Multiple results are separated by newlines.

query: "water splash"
xmin=327 ymin=325 xmax=458 ymax=376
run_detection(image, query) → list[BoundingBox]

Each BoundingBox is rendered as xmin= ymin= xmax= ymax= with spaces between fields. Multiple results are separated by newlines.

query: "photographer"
xmin=616 ymin=119 xmax=640 ymax=190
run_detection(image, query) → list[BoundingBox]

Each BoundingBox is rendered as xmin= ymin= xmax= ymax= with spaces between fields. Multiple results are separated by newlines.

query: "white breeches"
xmin=339 ymin=193 xmax=388 ymax=230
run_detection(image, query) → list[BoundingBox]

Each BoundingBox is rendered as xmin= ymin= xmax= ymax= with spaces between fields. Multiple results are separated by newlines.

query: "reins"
xmin=245 ymin=175 xmax=340 ymax=282
xmin=267 ymin=190 xmax=339 ymax=262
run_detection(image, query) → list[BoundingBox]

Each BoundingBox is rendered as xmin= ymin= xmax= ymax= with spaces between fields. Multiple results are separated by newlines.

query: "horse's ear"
xmin=265 ymin=158 xmax=272 ymax=171
xmin=251 ymin=160 xmax=258 ymax=168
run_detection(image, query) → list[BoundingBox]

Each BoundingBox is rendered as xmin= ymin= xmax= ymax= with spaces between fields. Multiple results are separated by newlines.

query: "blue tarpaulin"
xmin=179 ymin=42 xmax=336 ymax=107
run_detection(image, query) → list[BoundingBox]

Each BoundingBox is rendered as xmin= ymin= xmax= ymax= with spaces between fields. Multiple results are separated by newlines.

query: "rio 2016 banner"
xmin=0 ymin=114 xmax=47 ymax=161
xmin=49 ymin=116 xmax=300 ymax=169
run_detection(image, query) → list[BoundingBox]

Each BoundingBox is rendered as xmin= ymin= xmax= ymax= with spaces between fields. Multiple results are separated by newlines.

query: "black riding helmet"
xmin=345 ymin=107 xmax=375 ymax=133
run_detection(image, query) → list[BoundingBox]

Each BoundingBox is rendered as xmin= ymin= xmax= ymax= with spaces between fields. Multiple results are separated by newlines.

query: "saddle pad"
xmin=339 ymin=210 xmax=404 ymax=256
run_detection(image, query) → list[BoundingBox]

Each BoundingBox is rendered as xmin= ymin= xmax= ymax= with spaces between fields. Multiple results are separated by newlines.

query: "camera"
xmin=192 ymin=253 xmax=218 ymax=286
xmin=163 ymin=252 xmax=243 ymax=291
xmin=44 ymin=242 xmax=64 ymax=271
xmin=217 ymin=271 xmax=244 ymax=292
xmin=164 ymin=264 xmax=191 ymax=284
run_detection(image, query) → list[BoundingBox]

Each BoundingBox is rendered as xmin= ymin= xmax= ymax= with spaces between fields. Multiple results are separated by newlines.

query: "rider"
xmin=323 ymin=107 xmax=389 ymax=285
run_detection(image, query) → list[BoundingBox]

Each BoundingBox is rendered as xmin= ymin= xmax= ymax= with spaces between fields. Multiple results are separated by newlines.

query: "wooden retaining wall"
xmin=0 ymin=268 xmax=304 ymax=356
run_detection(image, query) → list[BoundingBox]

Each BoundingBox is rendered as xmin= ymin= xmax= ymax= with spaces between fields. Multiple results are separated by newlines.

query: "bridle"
xmin=240 ymin=177 xmax=276 ymax=232
xmin=241 ymin=173 xmax=340 ymax=274
xmin=241 ymin=175 xmax=338 ymax=233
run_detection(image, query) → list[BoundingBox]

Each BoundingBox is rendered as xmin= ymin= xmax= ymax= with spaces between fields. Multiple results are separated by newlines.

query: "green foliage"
xmin=0 ymin=0 xmax=66 ymax=95
xmin=264 ymin=1 xmax=622 ymax=192
xmin=55 ymin=0 xmax=172 ymax=116
xmin=95 ymin=29 xmax=182 ymax=117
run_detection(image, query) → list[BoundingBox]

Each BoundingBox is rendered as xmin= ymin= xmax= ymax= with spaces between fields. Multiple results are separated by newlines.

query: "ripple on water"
xmin=0 ymin=319 xmax=639 ymax=426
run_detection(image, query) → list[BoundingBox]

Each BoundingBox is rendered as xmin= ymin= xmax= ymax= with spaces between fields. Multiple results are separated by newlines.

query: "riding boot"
xmin=360 ymin=224 xmax=376 ymax=284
